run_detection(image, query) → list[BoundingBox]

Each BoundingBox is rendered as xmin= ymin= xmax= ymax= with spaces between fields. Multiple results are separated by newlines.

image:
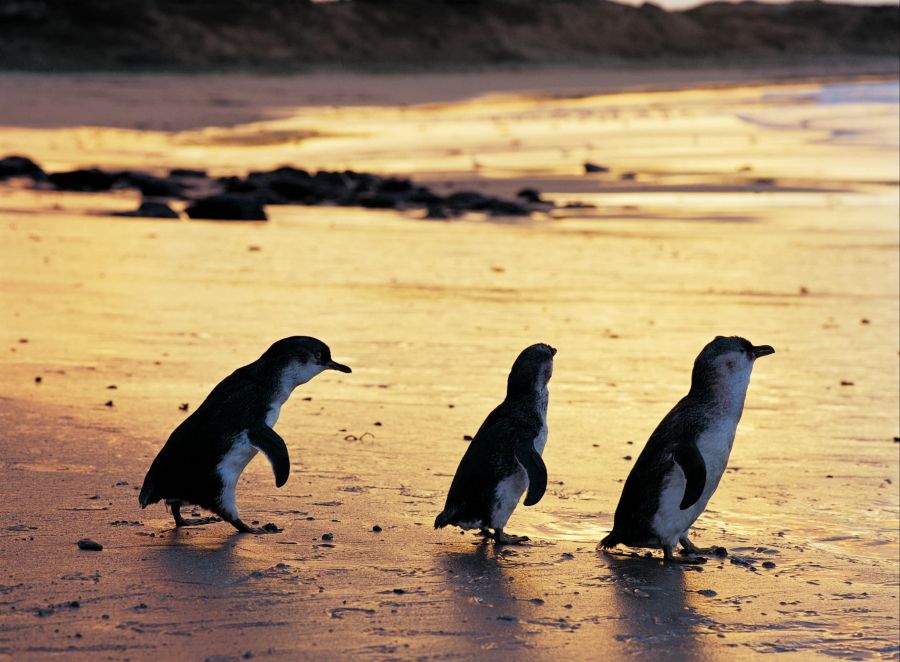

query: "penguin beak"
xmin=752 ymin=345 xmax=775 ymax=358
xmin=326 ymin=360 xmax=352 ymax=374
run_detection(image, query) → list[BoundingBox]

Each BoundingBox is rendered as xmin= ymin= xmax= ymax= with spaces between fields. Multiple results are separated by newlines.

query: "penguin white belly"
xmin=265 ymin=405 xmax=282 ymax=428
xmin=533 ymin=388 xmax=549 ymax=456
xmin=651 ymin=419 xmax=738 ymax=547
xmin=216 ymin=432 xmax=259 ymax=519
xmin=533 ymin=420 xmax=548 ymax=456
xmin=491 ymin=465 xmax=529 ymax=530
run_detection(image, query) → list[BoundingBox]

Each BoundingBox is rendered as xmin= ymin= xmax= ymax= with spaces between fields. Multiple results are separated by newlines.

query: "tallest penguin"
xmin=601 ymin=336 xmax=774 ymax=561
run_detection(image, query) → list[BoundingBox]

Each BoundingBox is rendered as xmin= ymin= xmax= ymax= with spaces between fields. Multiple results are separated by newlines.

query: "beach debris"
xmin=329 ymin=607 xmax=375 ymax=619
xmin=697 ymin=589 xmax=717 ymax=597
xmin=261 ymin=523 xmax=282 ymax=533
xmin=76 ymin=538 xmax=103 ymax=551
xmin=463 ymin=435 xmax=473 ymax=442
xmin=619 ymin=172 xmax=637 ymax=181
xmin=186 ymin=194 xmax=267 ymax=221
xmin=840 ymin=380 xmax=854 ymax=386
xmin=584 ymin=162 xmax=610 ymax=173
xmin=114 ymin=200 xmax=180 ymax=219
xmin=712 ymin=546 xmax=728 ymax=557
xmin=179 ymin=402 xmax=189 ymax=412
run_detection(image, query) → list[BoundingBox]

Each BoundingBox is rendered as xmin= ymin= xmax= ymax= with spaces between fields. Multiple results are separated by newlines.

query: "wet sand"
xmin=0 ymin=71 xmax=898 ymax=660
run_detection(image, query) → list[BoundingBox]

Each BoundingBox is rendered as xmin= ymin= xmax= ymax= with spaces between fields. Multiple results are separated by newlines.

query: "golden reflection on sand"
xmin=0 ymin=77 xmax=896 ymax=659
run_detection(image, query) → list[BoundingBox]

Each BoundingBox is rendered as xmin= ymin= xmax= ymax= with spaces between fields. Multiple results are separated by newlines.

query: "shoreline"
xmin=0 ymin=61 xmax=896 ymax=131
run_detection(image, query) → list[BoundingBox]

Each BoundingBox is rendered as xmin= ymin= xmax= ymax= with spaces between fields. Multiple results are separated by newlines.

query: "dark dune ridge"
xmin=0 ymin=154 xmax=552 ymax=220
xmin=0 ymin=0 xmax=897 ymax=71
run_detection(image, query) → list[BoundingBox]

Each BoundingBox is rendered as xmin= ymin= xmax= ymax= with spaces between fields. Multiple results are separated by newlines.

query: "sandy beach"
xmin=0 ymin=70 xmax=898 ymax=660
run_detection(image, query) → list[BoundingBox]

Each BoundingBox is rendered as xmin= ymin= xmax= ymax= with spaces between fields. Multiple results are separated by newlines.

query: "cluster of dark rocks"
xmin=0 ymin=154 xmax=552 ymax=221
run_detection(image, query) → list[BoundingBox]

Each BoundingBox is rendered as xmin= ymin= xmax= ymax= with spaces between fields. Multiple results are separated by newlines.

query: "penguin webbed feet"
xmin=230 ymin=518 xmax=283 ymax=535
xmin=678 ymin=536 xmax=727 ymax=557
xmin=176 ymin=516 xmax=221 ymax=527
xmin=663 ymin=544 xmax=706 ymax=565
xmin=491 ymin=529 xmax=530 ymax=545
xmin=171 ymin=503 xmax=220 ymax=528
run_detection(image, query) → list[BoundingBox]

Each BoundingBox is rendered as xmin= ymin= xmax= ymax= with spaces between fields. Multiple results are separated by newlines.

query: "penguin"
xmin=600 ymin=336 xmax=774 ymax=561
xmin=139 ymin=336 xmax=351 ymax=534
xmin=435 ymin=343 xmax=556 ymax=544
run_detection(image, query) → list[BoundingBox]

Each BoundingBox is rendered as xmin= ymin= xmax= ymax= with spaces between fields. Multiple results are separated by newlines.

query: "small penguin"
xmin=139 ymin=336 xmax=351 ymax=534
xmin=435 ymin=343 xmax=556 ymax=544
xmin=600 ymin=336 xmax=774 ymax=561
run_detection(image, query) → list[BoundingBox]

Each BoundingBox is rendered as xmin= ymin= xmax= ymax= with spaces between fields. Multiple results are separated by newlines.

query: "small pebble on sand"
xmin=372 ymin=525 xmax=382 ymax=532
xmin=77 ymin=539 xmax=103 ymax=551
xmin=762 ymin=561 xmax=777 ymax=569
xmin=104 ymin=400 xmax=114 ymax=407
xmin=322 ymin=533 xmax=334 ymax=541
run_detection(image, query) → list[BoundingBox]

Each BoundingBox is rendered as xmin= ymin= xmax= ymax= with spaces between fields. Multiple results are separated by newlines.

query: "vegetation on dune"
xmin=0 ymin=0 xmax=897 ymax=71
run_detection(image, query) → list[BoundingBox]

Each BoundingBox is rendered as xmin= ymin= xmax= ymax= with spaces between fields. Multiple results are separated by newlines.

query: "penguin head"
xmin=690 ymin=335 xmax=774 ymax=396
xmin=261 ymin=336 xmax=352 ymax=386
xmin=506 ymin=343 xmax=556 ymax=396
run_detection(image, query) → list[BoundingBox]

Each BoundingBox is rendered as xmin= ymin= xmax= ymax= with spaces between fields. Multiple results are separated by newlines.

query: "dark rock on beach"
xmin=584 ymin=162 xmax=610 ymax=173
xmin=114 ymin=201 xmax=180 ymax=219
xmin=168 ymin=168 xmax=207 ymax=178
xmin=48 ymin=168 xmax=116 ymax=192
xmin=186 ymin=195 xmax=267 ymax=221
xmin=77 ymin=538 xmax=103 ymax=551
xmin=5 ymin=156 xmax=546 ymax=219
xmin=516 ymin=188 xmax=544 ymax=203
xmin=117 ymin=171 xmax=183 ymax=198
xmin=0 ymin=155 xmax=44 ymax=181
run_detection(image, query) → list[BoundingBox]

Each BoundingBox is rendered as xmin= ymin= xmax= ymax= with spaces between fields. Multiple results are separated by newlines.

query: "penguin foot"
xmin=176 ymin=516 xmax=221 ymax=527
xmin=678 ymin=536 xmax=721 ymax=555
xmin=493 ymin=530 xmax=529 ymax=545
xmin=229 ymin=518 xmax=283 ymax=535
xmin=663 ymin=544 xmax=705 ymax=564
xmin=171 ymin=504 xmax=220 ymax=528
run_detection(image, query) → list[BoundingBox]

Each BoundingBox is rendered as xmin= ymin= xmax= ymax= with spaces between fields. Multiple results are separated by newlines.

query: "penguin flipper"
xmin=674 ymin=444 xmax=706 ymax=510
xmin=248 ymin=425 xmax=291 ymax=488
xmin=515 ymin=443 xmax=547 ymax=507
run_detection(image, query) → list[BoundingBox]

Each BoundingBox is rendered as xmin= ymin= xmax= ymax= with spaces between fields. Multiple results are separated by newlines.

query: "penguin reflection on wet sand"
xmin=139 ymin=337 xmax=351 ymax=534
xmin=435 ymin=343 xmax=555 ymax=544
xmin=600 ymin=336 xmax=774 ymax=562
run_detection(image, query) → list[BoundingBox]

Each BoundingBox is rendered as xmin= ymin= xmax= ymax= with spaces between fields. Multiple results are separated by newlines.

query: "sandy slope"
xmin=0 ymin=73 xmax=897 ymax=659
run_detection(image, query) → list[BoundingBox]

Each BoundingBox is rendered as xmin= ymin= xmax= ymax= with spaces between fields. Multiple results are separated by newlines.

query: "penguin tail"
xmin=434 ymin=509 xmax=454 ymax=529
xmin=599 ymin=530 xmax=619 ymax=549
xmin=138 ymin=480 xmax=157 ymax=509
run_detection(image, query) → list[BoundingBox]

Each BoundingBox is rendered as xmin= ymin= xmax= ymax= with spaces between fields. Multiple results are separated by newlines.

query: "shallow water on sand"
xmin=0 ymin=77 xmax=897 ymax=660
